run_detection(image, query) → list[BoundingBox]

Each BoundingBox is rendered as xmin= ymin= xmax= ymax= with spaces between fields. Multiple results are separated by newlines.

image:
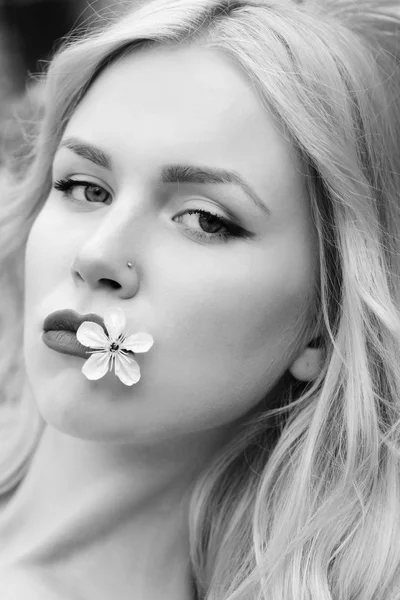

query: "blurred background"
xmin=0 ymin=0 xmax=124 ymax=171
xmin=0 ymin=0 xmax=118 ymax=97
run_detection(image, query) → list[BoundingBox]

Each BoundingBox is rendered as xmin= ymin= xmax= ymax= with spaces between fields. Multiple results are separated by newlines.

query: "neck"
xmin=0 ymin=424 xmax=221 ymax=600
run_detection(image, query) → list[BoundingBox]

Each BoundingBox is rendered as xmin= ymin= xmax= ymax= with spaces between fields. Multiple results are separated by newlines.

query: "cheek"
xmin=24 ymin=202 xmax=83 ymax=306
xmin=144 ymin=241 xmax=314 ymax=423
xmin=26 ymin=207 xmax=61 ymax=295
xmin=23 ymin=205 xmax=80 ymax=369
xmin=24 ymin=209 xmax=53 ymax=336
xmin=153 ymin=237 xmax=313 ymax=354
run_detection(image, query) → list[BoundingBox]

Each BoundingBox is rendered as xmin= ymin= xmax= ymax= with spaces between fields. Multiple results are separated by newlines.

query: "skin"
xmin=24 ymin=45 xmax=317 ymax=444
xmin=1 ymin=45 xmax=320 ymax=599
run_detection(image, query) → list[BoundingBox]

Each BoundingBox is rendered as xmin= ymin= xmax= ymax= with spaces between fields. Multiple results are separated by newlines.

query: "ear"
xmin=288 ymin=345 xmax=323 ymax=382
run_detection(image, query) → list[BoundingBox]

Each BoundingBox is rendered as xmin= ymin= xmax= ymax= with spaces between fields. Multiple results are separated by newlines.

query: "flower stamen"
xmin=76 ymin=306 xmax=154 ymax=386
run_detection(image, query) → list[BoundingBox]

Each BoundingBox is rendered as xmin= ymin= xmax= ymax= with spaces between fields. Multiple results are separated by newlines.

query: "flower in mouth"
xmin=76 ymin=306 xmax=154 ymax=386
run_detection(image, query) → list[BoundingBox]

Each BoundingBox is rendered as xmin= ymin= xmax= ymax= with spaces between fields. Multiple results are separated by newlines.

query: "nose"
xmin=71 ymin=237 xmax=140 ymax=300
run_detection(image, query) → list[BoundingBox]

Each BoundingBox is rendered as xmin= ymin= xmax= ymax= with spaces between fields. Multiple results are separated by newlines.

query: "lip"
xmin=43 ymin=309 xmax=106 ymax=334
xmin=42 ymin=309 xmax=107 ymax=359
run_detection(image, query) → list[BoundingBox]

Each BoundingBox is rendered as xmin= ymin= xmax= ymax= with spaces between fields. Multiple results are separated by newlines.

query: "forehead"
xmin=63 ymin=45 xmax=306 ymax=215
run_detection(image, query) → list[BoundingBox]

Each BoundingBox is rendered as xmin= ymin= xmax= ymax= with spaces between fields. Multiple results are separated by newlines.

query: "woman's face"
xmin=24 ymin=45 xmax=317 ymax=446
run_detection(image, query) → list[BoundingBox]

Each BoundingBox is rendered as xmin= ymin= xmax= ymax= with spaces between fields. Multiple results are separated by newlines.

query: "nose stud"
xmin=127 ymin=261 xmax=133 ymax=269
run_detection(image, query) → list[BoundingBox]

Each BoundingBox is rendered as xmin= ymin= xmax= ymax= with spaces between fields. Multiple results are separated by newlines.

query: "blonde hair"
xmin=1 ymin=0 xmax=400 ymax=597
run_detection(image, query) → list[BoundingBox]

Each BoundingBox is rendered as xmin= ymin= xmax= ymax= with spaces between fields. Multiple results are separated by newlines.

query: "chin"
xmin=27 ymin=366 xmax=125 ymax=441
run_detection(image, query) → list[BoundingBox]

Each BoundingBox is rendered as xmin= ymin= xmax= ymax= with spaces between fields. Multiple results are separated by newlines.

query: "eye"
xmin=53 ymin=178 xmax=111 ymax=205
xmin=173 ymin=208 xmax=249 ymax=243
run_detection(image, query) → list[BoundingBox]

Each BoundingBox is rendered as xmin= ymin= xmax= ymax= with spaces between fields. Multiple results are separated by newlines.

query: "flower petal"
xmin=81 ymin=352 xmax=111 ymax=380
xmin=114 ymin=352 xmax=141 ymax=386
xmin=76 ymin=322 xmax=109 ymax=349
xmin=122 ymin=332 xmax=154 ymax=353
xmin=104 ymin=306 xmax=126 ymax=341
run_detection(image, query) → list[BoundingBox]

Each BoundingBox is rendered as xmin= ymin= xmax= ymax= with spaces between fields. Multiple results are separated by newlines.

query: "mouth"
xmin=42 ymin=309 xmax=107 ymax=359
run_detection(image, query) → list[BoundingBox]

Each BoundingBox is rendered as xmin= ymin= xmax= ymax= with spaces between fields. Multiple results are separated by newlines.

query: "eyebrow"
xmin=58 ymin=137 xmax=270 ymax=215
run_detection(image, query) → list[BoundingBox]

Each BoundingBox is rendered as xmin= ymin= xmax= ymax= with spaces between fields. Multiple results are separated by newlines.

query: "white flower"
xmin=76 ymin=306 xmax=154 ymax=386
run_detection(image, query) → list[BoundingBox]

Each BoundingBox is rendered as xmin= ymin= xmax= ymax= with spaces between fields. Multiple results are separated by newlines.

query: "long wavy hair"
xmin=1 ymin=0 xmax=400 ymax=597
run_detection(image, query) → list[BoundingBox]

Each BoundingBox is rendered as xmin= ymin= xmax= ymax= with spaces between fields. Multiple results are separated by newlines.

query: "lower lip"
xmin=42 ymin=330 xmax=91 ymax=359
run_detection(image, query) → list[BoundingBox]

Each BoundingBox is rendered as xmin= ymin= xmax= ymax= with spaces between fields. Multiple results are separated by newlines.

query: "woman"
xmin=1 ymin=0 xmax=400 ymax=598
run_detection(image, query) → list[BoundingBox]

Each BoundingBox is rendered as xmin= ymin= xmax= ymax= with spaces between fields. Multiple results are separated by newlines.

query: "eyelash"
xmin=53 ymin=177 xmax=111 ymax=205
xmin=53 ymin=177 xmax=249 ymax=243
